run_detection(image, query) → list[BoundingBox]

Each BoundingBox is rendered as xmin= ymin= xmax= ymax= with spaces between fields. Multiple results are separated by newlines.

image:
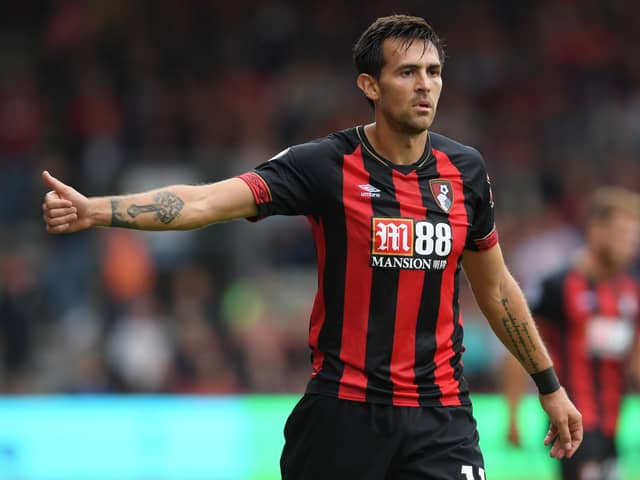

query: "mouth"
xmin=413 ymin=102 xmax=433 ymax=114
xmin=414 ymin=100 xmax=433 ymax=111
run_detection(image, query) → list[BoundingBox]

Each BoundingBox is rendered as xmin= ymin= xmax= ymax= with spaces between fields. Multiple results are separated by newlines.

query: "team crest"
xmin=429 ymin=179 xmax=453 ymax=213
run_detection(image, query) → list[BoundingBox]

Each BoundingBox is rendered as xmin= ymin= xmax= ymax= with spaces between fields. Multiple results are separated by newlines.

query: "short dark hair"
xmin=353 ymin=15 xmax=445 ymax=80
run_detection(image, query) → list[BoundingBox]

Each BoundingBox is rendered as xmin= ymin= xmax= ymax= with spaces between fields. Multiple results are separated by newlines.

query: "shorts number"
xmin=461 ymin=465 xmax=485 ymax=480
xmin=415 ymin=221 xmax=452 ymax=256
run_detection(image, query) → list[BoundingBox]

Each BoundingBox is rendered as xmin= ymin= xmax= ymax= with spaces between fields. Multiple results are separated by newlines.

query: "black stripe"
xmin=453 ymin=153 xmax=488 ymax=404
xmin=414 ymin=162 xmax=445 ymax=406
xmin=448 ymin=155 xmax=475 ymax=405
xmin=309 ymin=154 xmax=347 ymax=396
xmin=591 ymin=357 xmax=604 ymax=430
xmin=551 ymin=270 xmax=571 ymax=385
xmin=592 ymin=283 xmax=605 ymax=430
xmin=450 ymin=267 xmax=468 ymax=404
xmin=560 ymin=273 xmax=576 ymax=402
xmin=361 ymin=153 xmax=400 ymax=404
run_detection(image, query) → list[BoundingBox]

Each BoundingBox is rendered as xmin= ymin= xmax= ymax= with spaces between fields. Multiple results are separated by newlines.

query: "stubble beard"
xmin=394 ymin=111 xmax=433 ymax=136
xmin=378 ymin=99 xmax=435 ymax=136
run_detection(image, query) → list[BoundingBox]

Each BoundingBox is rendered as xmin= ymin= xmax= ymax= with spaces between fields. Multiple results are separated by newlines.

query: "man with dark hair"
xmin=42 ymin=14 xmax=582 ymax=480
xmin=353 ymin=15 xmax=446 ymax=109
xmin=505 ymin=187 xmax=640 ymax=480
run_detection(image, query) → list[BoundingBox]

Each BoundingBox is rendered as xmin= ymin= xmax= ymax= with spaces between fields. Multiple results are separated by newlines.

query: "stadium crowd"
xmin=1 ymin=0 xmax=639 ymax=394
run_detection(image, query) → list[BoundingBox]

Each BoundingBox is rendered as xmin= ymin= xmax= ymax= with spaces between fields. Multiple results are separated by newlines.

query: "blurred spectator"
xmin=169 ymin=264 xmax=242 ymax=394
xmin=0 ymin=68 xmax=46 ymax=225
xmin=106 ymin=295 xmax=174 ymax=392
xmin=101 ymin=229 xmax=156 ymax=305
xmin=0 ymin=254 xmax=38 ymax=392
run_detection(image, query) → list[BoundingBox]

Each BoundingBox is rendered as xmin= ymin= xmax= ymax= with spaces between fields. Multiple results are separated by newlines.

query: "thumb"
xmin=42 ymin=170 xmax=69 ymax=194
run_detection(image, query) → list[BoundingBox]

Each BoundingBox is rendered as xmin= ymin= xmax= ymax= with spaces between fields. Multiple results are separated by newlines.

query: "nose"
xmin=415 ymin=69 xmax=430 ymax=93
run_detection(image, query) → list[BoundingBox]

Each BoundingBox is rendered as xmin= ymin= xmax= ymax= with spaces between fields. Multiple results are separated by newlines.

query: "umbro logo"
xmin=358 ymin=184 xmax=381 ymax=198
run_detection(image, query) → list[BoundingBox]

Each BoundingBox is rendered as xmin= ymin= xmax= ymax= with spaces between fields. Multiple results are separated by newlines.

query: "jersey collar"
xmin=356 ymin=125 xmax=433 ymax=171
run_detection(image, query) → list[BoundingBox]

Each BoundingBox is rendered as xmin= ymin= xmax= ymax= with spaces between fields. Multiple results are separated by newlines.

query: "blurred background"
xmin=0 ymin=0 xmax=639 ymax=478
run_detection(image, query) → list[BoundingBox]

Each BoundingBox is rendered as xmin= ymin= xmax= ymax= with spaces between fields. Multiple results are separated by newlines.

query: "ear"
xmin=357 ymin=73 xmax=380 ymax=104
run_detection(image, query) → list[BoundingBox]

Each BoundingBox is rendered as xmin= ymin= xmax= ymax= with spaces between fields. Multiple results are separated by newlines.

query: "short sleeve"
xmin=238 ymin=140 xmax=331 ymax=219
xmin=465 ymin=154 xmax=498 ymax=251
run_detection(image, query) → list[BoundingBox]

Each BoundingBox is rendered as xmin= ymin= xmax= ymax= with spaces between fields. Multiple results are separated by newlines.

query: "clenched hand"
xmin=41 ymin=171 xmax=93 ymax=233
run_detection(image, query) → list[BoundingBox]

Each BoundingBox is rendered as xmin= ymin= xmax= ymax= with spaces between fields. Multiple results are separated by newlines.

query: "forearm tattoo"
xmin=111 ymin=199 xmax=137 ymax=228
xmin=500 ymin=298 xmax=539 ymax=371
xmin=111 ymin=192 xmax=184 ymax=228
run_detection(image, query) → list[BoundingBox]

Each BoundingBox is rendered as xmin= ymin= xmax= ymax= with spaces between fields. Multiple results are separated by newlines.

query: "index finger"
xmin=555 ymin=417 xmax=573 ymax=453
xmin=44 ymin=191 xmax=72 ymax=208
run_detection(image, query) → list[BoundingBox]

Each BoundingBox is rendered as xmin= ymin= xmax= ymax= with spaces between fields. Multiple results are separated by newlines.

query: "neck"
xmin=364 ymin=120 xmax=429 ymax=166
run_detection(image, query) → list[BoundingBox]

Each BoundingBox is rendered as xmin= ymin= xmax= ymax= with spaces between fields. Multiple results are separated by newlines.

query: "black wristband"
xmin=531 ymin=367 xmax=561 ymax=395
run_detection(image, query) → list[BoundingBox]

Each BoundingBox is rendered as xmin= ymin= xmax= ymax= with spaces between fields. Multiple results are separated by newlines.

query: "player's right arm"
xmin=41 ymin=170 xmax=257 ymax=233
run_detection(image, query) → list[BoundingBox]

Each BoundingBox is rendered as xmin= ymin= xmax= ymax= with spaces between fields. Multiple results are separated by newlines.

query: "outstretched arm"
xmin=41 ymin=171 xmax=258 ymax=233
xmin=462 ymin=244 xmax=582 ymax=460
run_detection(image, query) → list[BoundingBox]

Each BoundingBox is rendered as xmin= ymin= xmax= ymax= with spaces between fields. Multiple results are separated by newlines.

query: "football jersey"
xmin=238 ymin=126 xmax=498 ymax=406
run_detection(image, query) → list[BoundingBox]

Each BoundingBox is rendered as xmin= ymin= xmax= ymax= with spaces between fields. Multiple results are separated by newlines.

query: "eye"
xmin=400 ymin=69 xmax=413 ymax=77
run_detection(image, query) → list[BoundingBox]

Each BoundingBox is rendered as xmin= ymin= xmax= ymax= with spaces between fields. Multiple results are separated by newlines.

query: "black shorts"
xmin=561 ymin=430 xmax=618 ymax=480
xmin=280 ymin=394 xmax=485 ymax=480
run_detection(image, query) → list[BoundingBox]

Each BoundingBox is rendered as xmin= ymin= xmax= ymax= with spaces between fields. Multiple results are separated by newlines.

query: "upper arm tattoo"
xmin=111 ymin=192 xmax=184 ymax=228
xmin=501 ymin=297 xmax=539 ymax=371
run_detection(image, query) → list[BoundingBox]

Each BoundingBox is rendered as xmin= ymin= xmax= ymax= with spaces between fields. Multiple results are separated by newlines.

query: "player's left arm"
xmin=462 ymin=244 xmax=583 ymax=459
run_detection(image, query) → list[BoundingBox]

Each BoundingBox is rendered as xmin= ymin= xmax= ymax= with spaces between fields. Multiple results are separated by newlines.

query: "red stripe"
xmin=564 ymin=272 xmax=598 ymax=430
xmin=307 ymin=215 xmax=326 ymax=376
xmin=237 ymin=172 xmax=271 ymax=204
xmin=432 ymin=149 xmax=469 ymax=406
xmin=474 ymin=227 xmax=499 ymax=251
xmin=338 ymin=145 xmax=372 ymax=401
xmin=598 ymin=282 xmax=623 ymax=437
xmin=389 ymin=170 xmax=425 ymax=406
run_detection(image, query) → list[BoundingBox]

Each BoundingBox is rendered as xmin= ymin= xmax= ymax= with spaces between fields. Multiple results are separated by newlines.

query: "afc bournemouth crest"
xmin=429 ymin=179 xmax=453 ymax=213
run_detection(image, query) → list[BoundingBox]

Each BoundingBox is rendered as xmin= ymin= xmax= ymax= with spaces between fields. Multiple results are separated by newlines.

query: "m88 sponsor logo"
xmin=371 ymin=217 xmax=452 ymax=271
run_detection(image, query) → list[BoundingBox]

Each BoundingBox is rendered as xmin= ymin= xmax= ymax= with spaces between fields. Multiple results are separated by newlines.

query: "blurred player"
xmin=41 ymin=15 xmax=582 ymax=480
xmin=504 ymin=187 xmax=640 ymax=480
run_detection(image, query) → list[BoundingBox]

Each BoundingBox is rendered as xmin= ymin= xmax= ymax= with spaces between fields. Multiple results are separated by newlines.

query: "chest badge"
xmin=429 ymin=179 xmax=453 ymax=213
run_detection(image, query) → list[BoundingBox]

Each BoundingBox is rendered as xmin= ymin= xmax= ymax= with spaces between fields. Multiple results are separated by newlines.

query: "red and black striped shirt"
xmin=238 ymin=126 xmax=498 ymax=407
xmin=533 ymin=268 xmax=639 ymax=437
